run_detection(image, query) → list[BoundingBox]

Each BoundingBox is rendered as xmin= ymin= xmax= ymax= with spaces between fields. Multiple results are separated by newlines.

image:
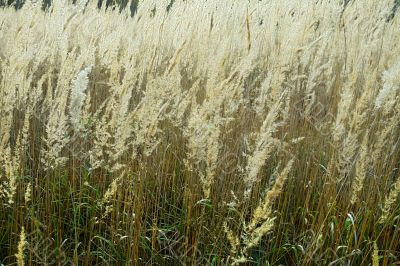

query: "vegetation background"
xmin=0 ymin=0 xmax=399 ymax=265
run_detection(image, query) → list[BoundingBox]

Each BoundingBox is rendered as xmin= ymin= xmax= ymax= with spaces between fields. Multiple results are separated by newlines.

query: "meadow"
xmin=0 ymin=0 xmax=399 ymax=265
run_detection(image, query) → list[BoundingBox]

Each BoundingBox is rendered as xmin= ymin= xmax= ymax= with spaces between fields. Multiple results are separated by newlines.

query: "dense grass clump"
xmin=0 ymin=0 xmax=400 ymax=265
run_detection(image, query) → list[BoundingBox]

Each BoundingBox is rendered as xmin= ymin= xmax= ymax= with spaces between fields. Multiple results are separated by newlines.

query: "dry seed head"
xmin=69 ymin=65 xmax=93 ymax=131
xmin=379 ymin=175 xmax=400 ymax=223
xmin=244 ymin=98 xmax=285 ymax=198
xmin=15 ymin=226 xmax=26 ymax=266
xmin=350 ymin=132 xmax=369 ymax=205
xmin=223 ymin=222 xmax=240 ymax=255
xmin=373 ymin=241 xmax=379 ymax=266
xmin=248 ymin=159 xmax=294 ymax=232
xmin=24 ymin=183 xmax=32 ymax=204
xmin=375 ymin=60 xmax=400 ymax=111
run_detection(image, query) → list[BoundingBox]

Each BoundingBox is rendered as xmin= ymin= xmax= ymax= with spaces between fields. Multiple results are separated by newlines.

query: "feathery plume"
xmin=379 ymin=175 xmax=400 ymax=223
xmin=15 ymin=226 xmax=26 ymax=266
xmin=375 ymin=60 xmax=400 ymax=111
xmin=244 ymin=96 xmax=286 ymax=198
xmin=350 ymin=132 xmax=369 ymax=205
xmin=24 ymin=183 xmax=31 ymax=204
xmin=69 ymin=65 xmax=93 ymax=131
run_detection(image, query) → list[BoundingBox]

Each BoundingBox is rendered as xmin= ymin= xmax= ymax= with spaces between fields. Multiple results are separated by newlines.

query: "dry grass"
xmin=0 ymin=0 xmax=399 ymax=265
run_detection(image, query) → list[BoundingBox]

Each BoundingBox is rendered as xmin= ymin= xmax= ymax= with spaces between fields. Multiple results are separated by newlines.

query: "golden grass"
xmin=0 ymin=0 xmax=399 ymax=265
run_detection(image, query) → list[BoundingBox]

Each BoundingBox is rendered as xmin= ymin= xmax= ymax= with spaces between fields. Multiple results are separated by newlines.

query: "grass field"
xmin=0 ymin=0 xmax=400 ymax=265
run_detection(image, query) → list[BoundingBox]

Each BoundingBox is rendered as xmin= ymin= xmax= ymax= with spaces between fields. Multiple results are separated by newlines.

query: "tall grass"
xmin=0 ymin=0 xmax=399 ymax=265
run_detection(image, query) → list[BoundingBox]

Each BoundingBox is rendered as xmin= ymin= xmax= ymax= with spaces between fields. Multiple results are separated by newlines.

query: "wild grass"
xmin=0 ymin=0 xmax=400 ymax=265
